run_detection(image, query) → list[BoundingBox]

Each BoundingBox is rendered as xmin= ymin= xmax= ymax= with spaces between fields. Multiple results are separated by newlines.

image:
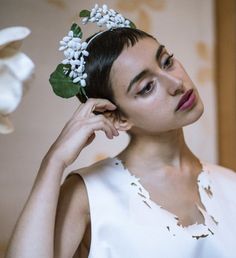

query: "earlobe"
xmin=104 ymin=111 xmax=133 ymax=132
xmin=114 ymin=118 xmax=133 ymax=131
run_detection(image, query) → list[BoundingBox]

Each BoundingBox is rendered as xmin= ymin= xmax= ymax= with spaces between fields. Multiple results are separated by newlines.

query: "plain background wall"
xmin=0 ymin=0 xmax=216 ymax=256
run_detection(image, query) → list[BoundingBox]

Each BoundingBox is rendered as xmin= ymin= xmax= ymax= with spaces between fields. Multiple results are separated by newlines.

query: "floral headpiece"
xmin=49 ymin=4 xmax=136 ymax=99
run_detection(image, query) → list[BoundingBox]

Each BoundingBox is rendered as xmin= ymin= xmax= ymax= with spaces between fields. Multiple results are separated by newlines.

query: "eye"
xmin=137 ymin=80 xmax=155 ymax=96
xmin=162 ymin=54 xmax=174 ymax=70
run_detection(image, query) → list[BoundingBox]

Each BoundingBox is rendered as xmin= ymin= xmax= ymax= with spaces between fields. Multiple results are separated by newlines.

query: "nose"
xmin=160 ymin=71 xmax=185 ymax=96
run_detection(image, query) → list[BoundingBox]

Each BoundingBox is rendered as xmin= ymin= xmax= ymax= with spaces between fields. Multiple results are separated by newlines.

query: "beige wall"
xmin=0 ymin=0 xmax=216 ymax=256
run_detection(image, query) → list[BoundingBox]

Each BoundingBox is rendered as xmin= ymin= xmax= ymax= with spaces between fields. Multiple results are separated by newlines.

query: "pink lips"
xmin=175 ymin=89 xmax=196 ymax=111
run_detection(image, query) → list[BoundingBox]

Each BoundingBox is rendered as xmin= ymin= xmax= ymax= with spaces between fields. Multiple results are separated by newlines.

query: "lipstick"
xmin=175 ymin=89 xmax=196 ymax=111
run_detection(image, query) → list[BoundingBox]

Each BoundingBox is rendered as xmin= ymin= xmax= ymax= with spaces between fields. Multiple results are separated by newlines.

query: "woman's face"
xmin=110 ymin=37 xmax=204 ymax=135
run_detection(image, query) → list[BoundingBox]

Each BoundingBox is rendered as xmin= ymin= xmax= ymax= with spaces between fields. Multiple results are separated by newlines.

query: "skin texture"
xmin=6 ymin=38 xmax=205 ymax=258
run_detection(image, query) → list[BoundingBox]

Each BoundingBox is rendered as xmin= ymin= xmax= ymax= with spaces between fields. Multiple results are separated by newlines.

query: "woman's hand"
xmin=47 ymin=98 xmax=119 ymax=168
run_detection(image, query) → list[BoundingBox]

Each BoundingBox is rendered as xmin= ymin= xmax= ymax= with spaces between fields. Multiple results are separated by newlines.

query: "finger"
xmin=75 ymin=98 xmax=117 ymax=118
xmin=93 ymin=100 xmax=117 ymax=113
xmin=94 ymin=114 xmax=119 ymax=137
xmin=87 ymin=115 xmax=119 ymax=139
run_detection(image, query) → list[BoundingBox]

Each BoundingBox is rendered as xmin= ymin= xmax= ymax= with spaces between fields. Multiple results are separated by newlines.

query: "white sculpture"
xmin=0 ymin=26 xmax=35 ymax=134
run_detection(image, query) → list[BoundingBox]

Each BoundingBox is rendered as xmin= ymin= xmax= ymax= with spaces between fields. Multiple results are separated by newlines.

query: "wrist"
xmin=41 ymin=151 xmax=67 ymax=172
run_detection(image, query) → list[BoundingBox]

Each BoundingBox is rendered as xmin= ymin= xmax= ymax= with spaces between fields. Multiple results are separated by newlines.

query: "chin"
xmin=185 ymin=101 xmax=204 ymax=127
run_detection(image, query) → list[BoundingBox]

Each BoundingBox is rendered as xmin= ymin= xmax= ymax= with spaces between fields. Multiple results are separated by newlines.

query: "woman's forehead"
xmin=110 ymin=37 xmax=161 ymax=90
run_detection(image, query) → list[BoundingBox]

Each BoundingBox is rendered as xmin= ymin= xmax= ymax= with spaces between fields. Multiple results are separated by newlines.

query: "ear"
xmin=104 ymin=111 xmax=133 ymax=132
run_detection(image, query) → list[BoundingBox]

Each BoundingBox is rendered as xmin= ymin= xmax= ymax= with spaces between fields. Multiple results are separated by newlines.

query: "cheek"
xmin=127 ymin=99 xmax=172 ymax=127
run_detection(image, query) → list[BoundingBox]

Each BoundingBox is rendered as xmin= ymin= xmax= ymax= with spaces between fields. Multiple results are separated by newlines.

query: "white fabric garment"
xmin=76 ymin=157 xmax=236 ymax=258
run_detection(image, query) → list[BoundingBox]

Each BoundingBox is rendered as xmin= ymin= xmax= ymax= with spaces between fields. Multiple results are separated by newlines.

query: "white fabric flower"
xmin=0 ymin=26 xmax=35 ymax=134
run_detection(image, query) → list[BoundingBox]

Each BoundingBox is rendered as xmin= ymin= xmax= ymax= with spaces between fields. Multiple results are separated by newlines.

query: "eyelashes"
xmin=162 ymin=53 xmax=174 ymax=70
xmin=137 ymin=80 xmax=156 ymax=96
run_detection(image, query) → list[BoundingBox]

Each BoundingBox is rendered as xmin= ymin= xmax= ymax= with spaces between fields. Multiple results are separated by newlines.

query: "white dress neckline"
xmin=112 ymin=157 xmax=219 ymax=239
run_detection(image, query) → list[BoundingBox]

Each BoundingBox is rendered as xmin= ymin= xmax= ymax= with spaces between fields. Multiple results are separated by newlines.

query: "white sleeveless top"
xmin=77 ymin=157 xmax=236 ymax=258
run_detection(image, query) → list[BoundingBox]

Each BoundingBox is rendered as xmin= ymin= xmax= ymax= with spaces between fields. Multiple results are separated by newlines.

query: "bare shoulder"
xmin=205 ymin=162 xmax=236 ymax=187
xmin=206 ymin=163 xmax=236 ymax=177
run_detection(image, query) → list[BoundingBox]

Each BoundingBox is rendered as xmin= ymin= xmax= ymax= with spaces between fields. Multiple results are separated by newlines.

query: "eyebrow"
xmin=126 ymin=44 xmax=165 ymax=93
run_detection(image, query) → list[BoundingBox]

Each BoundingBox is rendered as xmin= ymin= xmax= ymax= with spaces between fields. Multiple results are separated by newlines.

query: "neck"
xmin=118 ymin=128 xmax=199 ymax=172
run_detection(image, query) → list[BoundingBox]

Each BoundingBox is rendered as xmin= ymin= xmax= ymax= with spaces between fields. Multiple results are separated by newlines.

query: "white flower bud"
xmin=103 ymin=14 xmax=110 ymax=22
xmin=71 ymin=59 xmax=80 ymax=66
xmin=59 ymin=46 xmax=67 ymax=51
xmin=83 ymin=73 xmax=88 ymax=79
xmin=106 ymin=23 xmax=112 ymax=30
xmin=94 ymin=4 xmax=98 ymax=9
xmin=81 ymin=42 xmax=88 ymax=49
xmin=77 ymin=66 xmax=83 ymax=73
xmin=80 ymin=56 xmax=85 ymax=63
xmin=80 ymin=79 xmax=86 ymax=87
xmin=120 ymin=16 xmax=125 ymax=23
xmin=98 ymin=18 xmax=106 ymax=25
xmin=71 ymin=63 xmax=76 ymax=70
xmin=62 ymin=59 xmax=69 ymax=65
xmin=82 ymin=17 xmax=89 ymax=24
xmin=90 ymin=17 xmax=96 ymax=22
xmin=68 ymin=30 xmax=73 ymax=37
xmin=82 ymin=50 xmax=89 ymax=56
xmin=67 ymin=49 xmax=74 ymax=59
xmin=75 ymin=43 xmax=81 ymax=51
xmin=95 ymin=13 xmax=102 ymax=19
xmin=73 ymin=71 xmax=78 ymax=78
xmin=73 ymin=37 xmax=81 ymax=43
xmin=63 ymin=36 xmax=71 ymax=42
xmin=69 ymin=71 xmax=74 ymax=78
xmin=68 ymin=40 xmax=74 ymax=48
xmin=60 ymin=40 xmax=67 ymax=46
xmin=74 ymin=51 xmax=80 ymax=59
xmin=110 ymin=9 xmax=116 ymax=15
xmin=110 ymin=22 xmax=116 ymax=28
xmin=103 ymin=4 xmax=108 ymax=13
xmin=125 ymin=20 xmax=130 ymax=25
xmin=115 ymin=16 xmax=120 ymax=23
xmin=64 ymin=49 xmax=70 ymax=58
xmin=90 ymin=9 xmax=96 ymax=18
xmin=73 ymin=77 xmax=81 ymax=83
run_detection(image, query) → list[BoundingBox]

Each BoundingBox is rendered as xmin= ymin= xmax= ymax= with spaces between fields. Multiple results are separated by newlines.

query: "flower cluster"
xmin=59 ymin=30 xmax=88 ymax=86
xmin=82 ymin=4 xmax=131 ymax=29
xmin=49 ymin=4 xmax=136 ymax=99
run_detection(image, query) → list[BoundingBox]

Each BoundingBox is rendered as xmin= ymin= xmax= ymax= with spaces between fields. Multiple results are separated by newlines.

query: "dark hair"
xmin=76 ymin=27 xmax=155 ymax=104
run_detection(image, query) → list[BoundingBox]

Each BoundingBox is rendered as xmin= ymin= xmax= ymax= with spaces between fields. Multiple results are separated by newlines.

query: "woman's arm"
xmin=54 ymin=174 xmax=90 ymax=258
xmin=5 ymin=98 xmax=118 ymax=258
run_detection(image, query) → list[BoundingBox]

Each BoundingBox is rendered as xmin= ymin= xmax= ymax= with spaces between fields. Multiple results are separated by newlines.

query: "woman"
xmin=6 ymin=5 xmax=236 ymax=258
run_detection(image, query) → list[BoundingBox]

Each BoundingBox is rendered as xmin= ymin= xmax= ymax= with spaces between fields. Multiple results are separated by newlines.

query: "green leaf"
xmin=70 ymin=23 xmax=82 ymax=38
xmin=79 ymin=10 xmax=90 ymax=17
xmin=129 ymin=20 xmax=136 ymax=29
xmin=49 ymin=64 xmax=81 ymax=98
xmin=71 ymin=23 xmax=77 ymax=31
